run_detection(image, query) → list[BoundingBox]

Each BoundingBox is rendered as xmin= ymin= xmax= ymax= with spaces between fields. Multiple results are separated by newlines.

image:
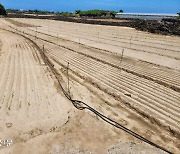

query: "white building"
xmin=115 ymin=13 xmax=178 ymax=21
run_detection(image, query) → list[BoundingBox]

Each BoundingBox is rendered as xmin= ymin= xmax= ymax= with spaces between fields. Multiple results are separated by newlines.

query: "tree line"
xmin=1 ymin=2 xmax=180 ymax=19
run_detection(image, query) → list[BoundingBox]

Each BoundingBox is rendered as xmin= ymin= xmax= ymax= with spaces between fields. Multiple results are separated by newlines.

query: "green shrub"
xmin=78 ymin=10 xmax=117 ymax=17
xmin=75 ymin=10 xmax=81 ymax=14
xmin=27 ymin=9 xmax=53 ymax=14
xmin=56 ymin=11 xmax=76 ymax=17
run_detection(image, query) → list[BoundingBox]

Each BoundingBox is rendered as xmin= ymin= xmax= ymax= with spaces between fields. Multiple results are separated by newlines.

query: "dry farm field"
xmin=0 ymin=18 xmax=180 ymax=153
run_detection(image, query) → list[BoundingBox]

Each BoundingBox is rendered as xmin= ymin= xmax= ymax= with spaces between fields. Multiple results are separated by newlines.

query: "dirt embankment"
xmin=6 ymin=13 xmax=180 ymax=36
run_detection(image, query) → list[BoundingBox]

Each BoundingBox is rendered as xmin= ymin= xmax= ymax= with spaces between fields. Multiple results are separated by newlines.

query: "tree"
xmin=177 ymin=12 xmax=180 ymax=19
xmin=0 ymin=3 xmax=6 ymax=15
xmin=78 ymin=10 xmax=117 ymax=17
xmin=75 ymin=10 xmax=81 ymax=14
xmin=119 ymin=9 xmax=123 ymax=13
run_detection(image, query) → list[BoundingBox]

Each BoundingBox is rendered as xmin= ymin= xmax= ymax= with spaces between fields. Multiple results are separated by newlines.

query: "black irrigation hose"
xmin=72 ymin=100 xmax=173 ymax=154
xmin=3 ymin=24 xmax=172 ymax=154
xmin=48 ymin=58 xmax=173 ymax=154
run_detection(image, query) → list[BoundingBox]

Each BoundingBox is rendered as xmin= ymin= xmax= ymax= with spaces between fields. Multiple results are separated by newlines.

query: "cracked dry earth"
xmin=0 ymin=18 xmax=179 ymax=154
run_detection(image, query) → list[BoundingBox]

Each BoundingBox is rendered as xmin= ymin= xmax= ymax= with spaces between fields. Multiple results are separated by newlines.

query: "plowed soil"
xmin=0 ymin=18 xmax=179 ymax=154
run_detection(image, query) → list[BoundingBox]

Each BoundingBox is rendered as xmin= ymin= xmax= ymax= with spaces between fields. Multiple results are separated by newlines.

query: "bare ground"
xmin=0 ymin=18 xmax=179 ymax=153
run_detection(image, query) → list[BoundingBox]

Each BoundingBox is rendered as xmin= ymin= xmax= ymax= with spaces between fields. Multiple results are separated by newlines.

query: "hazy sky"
xmin=0 ymin=0 xmax=179 ymax=13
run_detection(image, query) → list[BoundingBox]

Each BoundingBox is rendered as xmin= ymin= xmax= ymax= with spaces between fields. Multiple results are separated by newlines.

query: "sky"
xmin=0 ymin=0 xmax=179 ymax=14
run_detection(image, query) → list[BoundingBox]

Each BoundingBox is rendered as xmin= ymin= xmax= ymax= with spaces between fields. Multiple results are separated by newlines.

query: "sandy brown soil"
xmin=0 ymin=18 xmax=180 ymax=153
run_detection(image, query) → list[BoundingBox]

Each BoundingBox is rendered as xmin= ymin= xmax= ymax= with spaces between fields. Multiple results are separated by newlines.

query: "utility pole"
xmin=78 ymin=38 xmax=80 ymax=52
xmin=57 ymin=33 xmax=58 ymax=45
xmin=67 ymin=62 xmax=70 ymax=96
xmin=98 ymin=31 xmax=99 ymax=42
xmin=130 ymin=36 xmax=132 ymax=48
xmin=120 ymin=49 xmax=124 ymax=68
xmin=35 ymin=26 xmax=37 ymax=40
xmin=42 ymin=45 xmax=45 ymax=63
